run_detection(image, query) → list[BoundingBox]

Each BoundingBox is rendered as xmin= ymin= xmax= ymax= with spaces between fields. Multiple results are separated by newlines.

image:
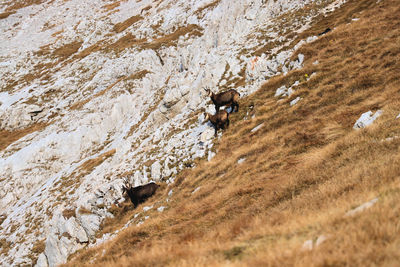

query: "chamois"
xmin=204 ymin=87 xmax=240 ymax=113
xmin=122 ymin=179 xmax=160 ymax=208
xmin=204 ymin=110 xmax=229 ymax=136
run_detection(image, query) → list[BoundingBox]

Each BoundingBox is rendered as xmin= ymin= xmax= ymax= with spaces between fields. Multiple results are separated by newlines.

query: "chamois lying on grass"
xmin=204 ymin=87 xmax=240 ymax=113
xmin=204 ymin=110 xmax=229 ymax=136
xmin=122 ymin=179 xmax=160 ymax=208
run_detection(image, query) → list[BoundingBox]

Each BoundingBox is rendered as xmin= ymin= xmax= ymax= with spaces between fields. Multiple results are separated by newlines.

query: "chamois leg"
xmin=215 ymin=105 xmax=220 ymax=113
xmin=234 ymin=102 xmax=239 ymax=112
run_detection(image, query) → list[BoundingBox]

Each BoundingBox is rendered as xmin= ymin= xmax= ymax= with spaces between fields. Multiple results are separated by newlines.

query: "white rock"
xmin=315 ymin=234 xmax=329 ymax=247
xmin=162 ymin=87 xmax=181 ymax=108
xmin=77 ymin=214 xmax=101 ymax=240
xmin=237 ymin=158 xmax=246 ymax=164
xmin=200 ymin=127 xmax=216 ymax=142
xmin=298 ymin=53 xmax=304 ymax=65
xmin=207 ymin=151 xmax=216 ymax=161
xmin=275 ymin=85 xmax=287 ymax=97
xmin=301 ymin=239 xmax=313 ymax=251
xmin=353 ymin=110 xmax=383 ymax=129
xmin=143 ymin=205 xmax=153 ymax=212
xmin=64 ymin=217 xmax=88 ymax=243
xmin=44 ymin=234 xmax=74 ymax=267
xmin=151 ymin=161 xmax=162 ymax=181
xmin=35 ymin=253 xmax=48 ymax=267
xmin=191 ymin=187 xmax=201 ymax=194
xmin=345 ymin=198 xmax=379 ymax=217
xmin=157 ymin=206 xmax=165 ymax=212
xmin=396 ymin=113 xmax=400 ymax=119
xmin=290 ymin=97 xmax=301 ymax=106
xmin=251 ymin=123 xmax=264 ymax=133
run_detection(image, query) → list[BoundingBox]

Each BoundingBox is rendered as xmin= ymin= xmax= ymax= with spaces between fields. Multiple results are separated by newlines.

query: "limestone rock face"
xmin=63 ymin=217 xmax=89 ymax=243
xmin=77 ymin=214 xmax=102 ymax=240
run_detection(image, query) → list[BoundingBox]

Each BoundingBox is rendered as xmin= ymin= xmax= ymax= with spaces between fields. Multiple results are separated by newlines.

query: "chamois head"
xmin=121 ymin=178 xmax=132 ymax=195
xmin=203 ymin=87 xmax=213 ymax=97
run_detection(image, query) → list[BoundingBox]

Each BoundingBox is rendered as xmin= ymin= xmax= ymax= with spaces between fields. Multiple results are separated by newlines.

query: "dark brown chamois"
xmin=122 ymin=179 xmax=160 ymax=208
xmin=204 ymin=110 xmax=229 ymax=136
xmin=204 ymin=87 xmax=240 ymax=113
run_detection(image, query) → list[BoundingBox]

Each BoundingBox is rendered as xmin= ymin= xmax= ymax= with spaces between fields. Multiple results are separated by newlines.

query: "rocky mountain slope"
xmin=2 ymin=0 xmax=398 ymax=266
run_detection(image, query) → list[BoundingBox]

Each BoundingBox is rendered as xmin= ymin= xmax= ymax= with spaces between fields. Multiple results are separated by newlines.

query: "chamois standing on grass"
xmin=122 ymin=179 xmax=160 ymax=208
xmin=204 ymin=110 xmax=229 ymax=136
xmin=204 ymin=87 xmax=240 ymax=113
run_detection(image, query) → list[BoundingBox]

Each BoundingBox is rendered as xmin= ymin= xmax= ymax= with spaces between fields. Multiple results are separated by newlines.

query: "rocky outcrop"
xmin=44 ymin=234 xmax=83 ymax=267
xmin=0 ymin=104 xmax=48 ymax=130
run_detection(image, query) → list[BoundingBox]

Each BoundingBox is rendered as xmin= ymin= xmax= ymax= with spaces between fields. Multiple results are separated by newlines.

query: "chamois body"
xmin=205 ymin=88 xmax=240 ymax=113
xmin=122 ymin=180 xmax=160 ymax=208
xmin=204 ymin=110 xmax=229 ymax=136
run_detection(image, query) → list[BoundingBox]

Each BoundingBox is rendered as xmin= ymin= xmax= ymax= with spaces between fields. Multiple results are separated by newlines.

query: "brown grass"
xmin=0 ymin=123 xmax=48 ymax=151
xmin=53 ymin=41 xmax=83 ymax=60
xmin=141 ymin=24 xmax=203 ymax=50
xmin=4 ymin=0 xmax=44 ymax=12
xmin=29 ymin=239 xmax=46 ymax=263
xmin=65 ymin=0 xmax=400 ymax=266
xmin=0 ymin=11 xmax=16 ymax=19
xmin=102 ymin=2 xmax=120 ymax=11
xmin=194 ymin=0 xmax=221 ymax=18
xmin=0 ymin=238 xmax=12 ymax=257
xmin=79 ymin=149 xmax=116 ymax=175
xmin=62 ymin=208 xmax=76 ymax=219
xmin=113 ymin=15 xmax=143 ymax=33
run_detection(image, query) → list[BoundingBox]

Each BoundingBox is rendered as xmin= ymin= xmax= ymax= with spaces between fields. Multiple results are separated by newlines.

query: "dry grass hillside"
xmin=65 ymin=0 xmax=400 ymax=265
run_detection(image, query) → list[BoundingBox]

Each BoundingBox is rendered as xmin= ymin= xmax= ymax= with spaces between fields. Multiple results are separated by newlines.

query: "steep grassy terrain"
xmin=64 ymin=0 xmax=400 ymax=265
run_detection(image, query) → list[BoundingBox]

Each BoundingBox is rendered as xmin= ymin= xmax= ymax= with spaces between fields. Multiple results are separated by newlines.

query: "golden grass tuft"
xmin=113 ymin=15 xmax=143 ymax=33
xmin=79 ymin=149 xmax=116 ymax=175
xmin=65 ymin=0 xmax=400 ymax=266
xmin=52 ymin=41 xmax=83 ymax=60
xmin=4 ymin=0 xmax=44 ymax=12
xmin=0 ymin=11 xmax=16 ymax=19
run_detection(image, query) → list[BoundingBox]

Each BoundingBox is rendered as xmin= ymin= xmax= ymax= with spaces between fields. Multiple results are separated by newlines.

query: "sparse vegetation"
xmin=113 ymin=15 xmax=143 ymax=33
xmin=62 ymin=208 xmax=76 ymax=219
